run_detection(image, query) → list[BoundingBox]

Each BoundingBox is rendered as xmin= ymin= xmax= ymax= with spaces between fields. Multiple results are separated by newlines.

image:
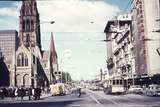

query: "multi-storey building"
xmin=0 ymin=30 xmax=18 ymax=86
xmin=104 ymin=14 xmax=135 ymax=88
xmin=131 ymin=0 xmax=160 ymax=84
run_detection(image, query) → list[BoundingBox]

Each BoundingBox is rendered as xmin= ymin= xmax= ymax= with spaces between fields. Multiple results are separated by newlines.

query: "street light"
xmin=101 ymin=39 xmax=111 ymax=42
xmin=35 ymin=21 xmax=55 ymax=30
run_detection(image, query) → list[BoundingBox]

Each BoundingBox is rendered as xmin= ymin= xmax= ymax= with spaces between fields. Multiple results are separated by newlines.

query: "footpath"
xmin=0 ymin=93 xmax=51 ymax=103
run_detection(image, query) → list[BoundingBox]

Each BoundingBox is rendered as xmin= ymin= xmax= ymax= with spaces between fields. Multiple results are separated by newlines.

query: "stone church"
xmin=13 ymin=0 xmax=58 ymax=88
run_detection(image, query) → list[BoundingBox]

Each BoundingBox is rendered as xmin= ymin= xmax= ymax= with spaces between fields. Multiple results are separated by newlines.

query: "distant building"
xmin=0 ymin=30 xmax=18 ymax=86
xmin=131 ymin=0 xmax=160 ymax=77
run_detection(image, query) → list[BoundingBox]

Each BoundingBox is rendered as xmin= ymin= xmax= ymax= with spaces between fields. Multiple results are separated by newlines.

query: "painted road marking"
xmin=86 ymin=89 xmax=119 ymax=107
xmin=86 ymin=90 xmax=103 ymax=107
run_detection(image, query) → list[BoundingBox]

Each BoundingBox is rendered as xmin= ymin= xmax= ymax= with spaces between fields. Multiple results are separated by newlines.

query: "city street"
xmin=0 ymin=90 xmax=160 ymax=107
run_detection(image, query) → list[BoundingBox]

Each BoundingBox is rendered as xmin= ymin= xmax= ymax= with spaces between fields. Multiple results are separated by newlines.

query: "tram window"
xmin=113 ymin=80 xmax=115 ymax=85
xmin=120 ymin=80 xmax=122 ymax=85
xmin=117 ymin=80 xmax=119 ymax=85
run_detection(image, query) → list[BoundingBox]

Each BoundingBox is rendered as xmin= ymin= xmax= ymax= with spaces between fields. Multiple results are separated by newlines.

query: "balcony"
xmin=117 ymin=30 xmax=130 ymax=44
xmin=106 ymin=57 xmax=114 ymax=70
xmin=113 ymin=48 xmax=120 ymax=56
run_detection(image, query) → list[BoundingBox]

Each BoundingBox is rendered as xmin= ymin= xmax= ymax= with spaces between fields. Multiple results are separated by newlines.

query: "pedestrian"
xmin=1 ymin=87 xmax=7 ymax=99
xmin=34 ymin=87 xmax=41 ymax=100
xmin=15 ymin=87 xmax=19 ymax=99
xmin=37 ymin=87 xmax=41 ymax=100
xmin=28 ymin=87 xmax=32 ymax=100
xmin=0 ymin=87 xmax=4 ymax=100
xmin=19 ymin=86 xmax=25 ymax=100
xmin=77 ymin=88 xmax=81 ymax=98
xmin=10 ymin=87 xmax=15 ymax=100
xmin=32 ymin=87 xmax=36 ymax=100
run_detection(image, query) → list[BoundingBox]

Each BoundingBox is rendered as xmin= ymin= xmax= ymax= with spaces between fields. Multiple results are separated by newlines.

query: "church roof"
xmin=50 ymin=32 xmax=58 ymax=63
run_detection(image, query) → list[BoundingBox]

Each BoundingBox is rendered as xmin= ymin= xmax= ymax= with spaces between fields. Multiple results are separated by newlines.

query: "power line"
xmin=41 ymin=32 xmax=105 ymax=33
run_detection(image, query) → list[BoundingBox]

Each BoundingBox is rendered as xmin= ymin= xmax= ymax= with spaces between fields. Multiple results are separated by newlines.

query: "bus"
xmin=50 ymin=83 xmax=66 ymax=96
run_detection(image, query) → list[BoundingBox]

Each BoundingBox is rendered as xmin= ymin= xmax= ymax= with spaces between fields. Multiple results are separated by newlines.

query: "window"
xmin=26 ymin=34 xmax=30 ymax=47
xmin=24 ymin=55 xmax=28 ymax=66
xmin=22 ymin=20 xmax=25 ymax=31
xmin=31 ymin=20 xmax=34 ymax=30
xmin=113 ymin=80 xmax=115 ymax=85
xmin=33 ymin=55 xmax=35 ymax=64
xmin=17 ymin=53 xmax=28 ymax=67
xmin=17 ymin=53 xmax=22 ymax=66
xmin=44 ymin=63 xmax=47 ymax=68
xmin=26 ymin=19 xmax=30 ymax=31
xmin=26 ymin=34 xmax=30 ymax=42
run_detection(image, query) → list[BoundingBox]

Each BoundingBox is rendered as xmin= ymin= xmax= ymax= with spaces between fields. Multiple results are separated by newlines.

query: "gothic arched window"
xmin=31 ymin=20 xmax=34 ymax=31
xmin=24 ymin=54 xmax=28 ymax=66
xmin=26 ymin=19 xmax=30 ymax=31
xmin=17 ymin=53 xmax=22 ymax=66
xmin=17 ymin=53 xmax=28 ymax=67
xmin=22 ymin=20 xmax=25 ymax=31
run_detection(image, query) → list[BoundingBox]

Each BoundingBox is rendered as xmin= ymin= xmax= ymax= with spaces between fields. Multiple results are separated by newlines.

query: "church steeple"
xmin=19 ymin=0 xmax=41 ymax=49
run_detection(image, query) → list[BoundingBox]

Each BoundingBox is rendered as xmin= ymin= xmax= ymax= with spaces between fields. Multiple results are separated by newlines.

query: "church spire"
xmin=19 ymin=0 xmax=41 ymax=49
xmin=50 ymin=32 xmax=57 ymax=64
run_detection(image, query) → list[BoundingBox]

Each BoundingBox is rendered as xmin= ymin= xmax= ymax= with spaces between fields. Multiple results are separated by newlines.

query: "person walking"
xmin=10 ymin=87 xmax=15 ymax=100
xmin=28 ymin=87 xmax=32 ymax=100
xmin=32 ymin=87 xmax=36 ymax=100
xmin=0 ymin=87 xmax=4 ymax=100
xmin=77 ymin=88 xmax=81 ymax=98
xmin=37 ymin=87 xmax=41 ymax=100
xmin=19 ymin=86 xmax=25 ymax=100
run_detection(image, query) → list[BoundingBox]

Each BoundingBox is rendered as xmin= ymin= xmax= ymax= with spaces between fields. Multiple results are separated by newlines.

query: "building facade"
xmin=15 ymin=0 xmax=56 ymax=88
xmin=131 ymin=0 xmax=160 ymax=77
xmin=0 ymin=30 xmax=18 ymax=86
xmin=104 ymin=14 xmax=135 ymax=87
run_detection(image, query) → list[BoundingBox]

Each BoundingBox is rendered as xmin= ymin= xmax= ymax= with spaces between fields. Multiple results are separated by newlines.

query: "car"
xmin=128 ymin=85 xmax=143 ymax=94
xmin=145 ymin=84 xmax=160 ymax=96
xmin=90 ymin=86 xmax=99 ymax=91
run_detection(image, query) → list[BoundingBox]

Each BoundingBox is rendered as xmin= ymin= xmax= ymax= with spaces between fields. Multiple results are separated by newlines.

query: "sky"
xmin=0 ymin=0 xmax=131 ymax=80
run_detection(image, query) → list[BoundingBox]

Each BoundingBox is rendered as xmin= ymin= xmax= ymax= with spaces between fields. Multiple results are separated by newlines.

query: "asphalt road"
xmin=0 ymin=90 xmax=160 ymax=107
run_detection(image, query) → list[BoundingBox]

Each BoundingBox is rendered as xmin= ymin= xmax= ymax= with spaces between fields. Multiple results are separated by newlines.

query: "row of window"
xmin=17 ymin=53 xmax=28 ymax=67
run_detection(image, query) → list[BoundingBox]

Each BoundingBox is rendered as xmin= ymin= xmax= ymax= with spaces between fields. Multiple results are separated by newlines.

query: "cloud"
xmin=0 ymin=7 xmax=19 ymax=17
xmin=0 ymin=2 xmax=20 ymax=30
xmin=37 ymin=0 xmax=120 ymax=33
xmin=64 ymin=49 xmax=72 ymax=59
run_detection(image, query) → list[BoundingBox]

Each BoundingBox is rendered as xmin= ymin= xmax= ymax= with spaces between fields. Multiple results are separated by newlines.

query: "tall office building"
xmin=131 ymin=0 xmax=160 ymax=77
xmin=0 ymin=30 xmax=18 ymax=86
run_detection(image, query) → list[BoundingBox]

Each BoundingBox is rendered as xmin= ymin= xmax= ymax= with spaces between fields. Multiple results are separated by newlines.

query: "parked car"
xmin=145 ymin=84 xmax=160 ymax=96
xmin=128 ymin=85 xmax=143 ymax=94
xmin=90 ymin=86 xmax=99 ymax=91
